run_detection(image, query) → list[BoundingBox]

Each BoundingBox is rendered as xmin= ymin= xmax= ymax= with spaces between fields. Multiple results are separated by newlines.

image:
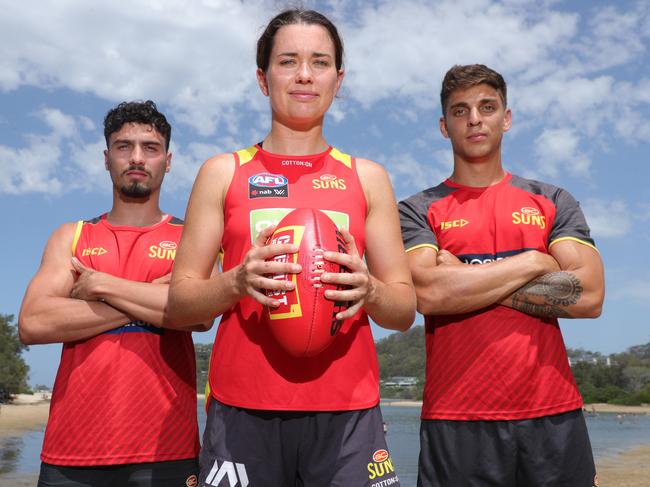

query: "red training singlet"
xmin=209 ymin=144 xmax=377 ymax=411
xmin=41 ymin=214 xmax=200 ymax=466
xmin=399 ymin=173 xmax=596 ymax=420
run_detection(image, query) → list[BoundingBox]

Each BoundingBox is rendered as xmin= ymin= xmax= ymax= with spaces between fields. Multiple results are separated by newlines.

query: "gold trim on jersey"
xmin=406 ymin=243 xmax=439 ymax=253
xmin=329 ymin=147 xmax=352 ymax=168
xmin=235 ymin=146 xmax=259 ymax=166
xmin=71 ymin=220 xmax=84 ymax=255
xmin=549 ymin=236 xmax=599 ymax=253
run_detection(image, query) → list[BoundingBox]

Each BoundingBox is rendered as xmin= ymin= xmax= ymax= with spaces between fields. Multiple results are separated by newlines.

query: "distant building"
xmin=383 ymin=376 xmax=418 ymax=387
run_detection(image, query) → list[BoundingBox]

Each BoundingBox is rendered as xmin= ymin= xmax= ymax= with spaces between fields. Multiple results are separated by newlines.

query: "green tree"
xmin=194 ymin=343 xmax=212 ymax=395
xmin=0 ymin=314 xmax=30 ymax=401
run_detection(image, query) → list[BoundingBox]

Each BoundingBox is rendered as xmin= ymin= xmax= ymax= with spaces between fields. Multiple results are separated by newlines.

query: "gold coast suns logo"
xmin=312 ymin=173 xmax=346 ymax=190
xmin=512 ymin=207 xmax=546 ymax=229
xmin=148 ymin=240 xmax=177 ymax=260
xmin=367 ymin=449 xmax=396 ymax=481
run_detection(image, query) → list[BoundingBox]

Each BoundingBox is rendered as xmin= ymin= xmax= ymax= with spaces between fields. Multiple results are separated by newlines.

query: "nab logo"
xmin=148 ymin=241 xmax=177 ymax=261
xmin=312 ymin=173 xmax=346 ymax=190
xmin=204 ymin=460 xmax=249 ymax=487
xmin=512 ymin=207 xmax=546 ymax=229
xmin=249 ymin=173 xmax=289 ymax=199
xmin=81 ymin=247 xmax=108 ymax=257
xmin=440 ymin=219 xmax=469 ymax=231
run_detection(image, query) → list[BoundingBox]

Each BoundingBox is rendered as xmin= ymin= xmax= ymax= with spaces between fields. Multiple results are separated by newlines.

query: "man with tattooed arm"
xmin=399 ymin=64 xmax=605 ymax=487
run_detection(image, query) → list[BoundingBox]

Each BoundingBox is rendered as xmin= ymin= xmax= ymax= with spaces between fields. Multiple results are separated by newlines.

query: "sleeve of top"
xmin=549 ymin=188 xmax=597 ymax=251
xmin=398 ymin=194 xmax=439 ymax=252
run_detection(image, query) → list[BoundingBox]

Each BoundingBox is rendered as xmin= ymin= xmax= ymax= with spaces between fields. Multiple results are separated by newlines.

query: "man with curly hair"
xmin=19 ymin=101 xmax=208 ymax=487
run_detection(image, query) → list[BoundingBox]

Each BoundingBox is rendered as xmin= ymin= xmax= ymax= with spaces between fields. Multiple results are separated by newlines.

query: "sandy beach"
xmin=0 ymin=397 xmax=49 ymax=487
xmin=381 ymin=399 xmax=650 ymax=415
xmin=1 ymin=398 xmax=649 ymax=486
xmin=0 ymin=400 xmax=50 ymax=439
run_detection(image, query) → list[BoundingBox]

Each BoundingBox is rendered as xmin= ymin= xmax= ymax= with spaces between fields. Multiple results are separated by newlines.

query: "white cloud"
xmin=581 ymin=198 xmax=632 ymax=239
xmin=0 ymin=107 xmax=97 ymax=194
xmin=386 ymin=151 xmax=450 ymax=200
xmin=0 ymin=0 xmax=269 ymax=136
xmin=0 ymin=0 xmax=649 ymax=196
xmin=533 ymin=128 xmax=591 ymax=178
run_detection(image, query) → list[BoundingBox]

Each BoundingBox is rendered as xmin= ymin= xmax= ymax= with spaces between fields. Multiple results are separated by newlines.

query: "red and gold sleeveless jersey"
xmin=41 ymin=214 xmax=200 ymax=466
xmin=209 ymin=144 xmax=377 ymax=411
xmin=399 ymin=173 xmax=596 ymax=420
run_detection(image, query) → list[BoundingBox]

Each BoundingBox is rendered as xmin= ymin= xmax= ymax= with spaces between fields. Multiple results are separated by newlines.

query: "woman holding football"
xmin=168 ymin=9 xmax=415 ymax=486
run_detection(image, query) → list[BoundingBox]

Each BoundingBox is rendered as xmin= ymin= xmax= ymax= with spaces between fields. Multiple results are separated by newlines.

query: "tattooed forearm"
xmin=510 ymin=271 xmax=583 ymax=318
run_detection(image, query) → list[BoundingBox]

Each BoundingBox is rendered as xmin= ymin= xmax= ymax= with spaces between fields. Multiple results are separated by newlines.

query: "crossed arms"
xmin=19 ymin=222 xmax=208 ymax=345
xmin=408 ymin=240 xmax=604 ymax=319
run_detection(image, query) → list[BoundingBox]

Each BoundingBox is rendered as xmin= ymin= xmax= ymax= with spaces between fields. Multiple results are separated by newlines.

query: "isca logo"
xmin=512 ymin=207 xmax=546 ymax=229
xmin=149 ymin=241 xmax=177 ymax=260
xmin=81 ymin=247 xmax=108 ymax=257
xmin=440 ymin=219 xmax=469 ymax=230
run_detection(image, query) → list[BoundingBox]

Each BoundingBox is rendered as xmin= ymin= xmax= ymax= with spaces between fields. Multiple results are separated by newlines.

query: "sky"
xmin=1 ymin=0 xmax=649 ymax=387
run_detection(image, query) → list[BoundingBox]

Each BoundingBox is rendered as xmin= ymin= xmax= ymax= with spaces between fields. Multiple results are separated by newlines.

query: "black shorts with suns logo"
xmin=38 ymin=458 xmax=199 ymax=487
xmin=418 ymin=408 xmax=597 ymax=487
xmin=199 ymin=399 xmax=400 ymax=487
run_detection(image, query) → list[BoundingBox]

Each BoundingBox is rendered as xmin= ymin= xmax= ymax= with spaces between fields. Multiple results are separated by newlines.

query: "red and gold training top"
xmin=399 ymin=173 xmax=597 ymax=421
xmin=209 ymin=144 xmax=375 ymax=411
xmin=41 ymin=214 xmax=199 ymax=466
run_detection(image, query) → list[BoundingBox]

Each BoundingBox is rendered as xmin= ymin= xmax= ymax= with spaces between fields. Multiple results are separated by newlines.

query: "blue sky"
xmin=1 ymin=0 xmax=649 ymax=387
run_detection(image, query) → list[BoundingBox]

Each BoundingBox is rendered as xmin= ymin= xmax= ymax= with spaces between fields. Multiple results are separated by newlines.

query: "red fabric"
xmin=210 ymin=145 xmax=379 ymax=411
xmin=411 ymin=174 xmax=586 ymax=420
xmin=41 ymin=215 xmax=199 ymax=466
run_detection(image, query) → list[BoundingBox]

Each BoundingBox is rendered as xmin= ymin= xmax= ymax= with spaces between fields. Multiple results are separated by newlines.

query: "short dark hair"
xmin=440 ymin=64 xmax=507 ymax=115
xmin=256 ymin=9 xmax=344 ymax=72
xmin=104 ymin=100 xmax=171 ymax=150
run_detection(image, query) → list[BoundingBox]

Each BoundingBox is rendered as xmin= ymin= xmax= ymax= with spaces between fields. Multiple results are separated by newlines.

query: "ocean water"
xmin=2 ymin=405 xmax=649 ymax=487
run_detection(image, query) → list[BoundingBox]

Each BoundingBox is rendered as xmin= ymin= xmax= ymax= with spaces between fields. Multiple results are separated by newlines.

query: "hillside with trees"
xmin=374 ymin=326 xmax=650 ymax=405
xmin=195 ymin=325 xmax=650 ymax=405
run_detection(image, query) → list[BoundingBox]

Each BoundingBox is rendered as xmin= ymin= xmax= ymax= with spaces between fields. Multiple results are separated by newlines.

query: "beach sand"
xmin=0 ymin=402 xmax=50 ymax=439
xmin=0 ymin=400 xmax=648 ymax=486
xmin=596 ymin=444 xmax=650 ymax=487
xmin=381 ymin=399 xmax=650 ymax=415
xmin=0 ymin=398 xmax=49 ymax=487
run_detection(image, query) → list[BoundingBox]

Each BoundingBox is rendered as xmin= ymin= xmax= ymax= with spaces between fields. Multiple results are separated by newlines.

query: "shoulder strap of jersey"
xmin=71 ymin=220 xmax=84 ymax=256
xmin=329 ymin=147 xmax=352 ymax=169
xmin=234 ymin=145 xmax=259 ymax=166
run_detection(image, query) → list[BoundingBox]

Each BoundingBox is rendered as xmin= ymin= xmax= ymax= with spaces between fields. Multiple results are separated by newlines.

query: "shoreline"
xmin=1 ymin=399 xmax=649 ymax=486
xmin=380 ymin=399 xmax=650 ymax=414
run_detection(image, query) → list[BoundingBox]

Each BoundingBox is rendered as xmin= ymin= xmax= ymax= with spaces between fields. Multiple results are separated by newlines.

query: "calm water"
xmin=2 ymin=405 xmax=649 ymax=487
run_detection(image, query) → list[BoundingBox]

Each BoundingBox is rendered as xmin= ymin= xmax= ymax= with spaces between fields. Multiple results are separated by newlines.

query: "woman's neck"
xmin=263 ymin=119 xmax=329 ymax=155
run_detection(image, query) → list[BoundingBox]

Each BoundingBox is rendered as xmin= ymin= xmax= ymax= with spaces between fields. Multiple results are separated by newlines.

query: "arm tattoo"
xmin=510 ymin=271 xmax=583 ymax=318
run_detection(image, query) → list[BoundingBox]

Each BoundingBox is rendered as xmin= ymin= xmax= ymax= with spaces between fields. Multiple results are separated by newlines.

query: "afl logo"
xmin=373 ymin=449 xmax=389 ymax=463
xmin=320 ymin=173 xmax=337 ymax=181
xmin=249 ymin=173 xmax=288 ymax=188
xmin=521 ymin=207 xmax=540 ymax=215
xmin=159 ymin=241 xmax=177 ymax=250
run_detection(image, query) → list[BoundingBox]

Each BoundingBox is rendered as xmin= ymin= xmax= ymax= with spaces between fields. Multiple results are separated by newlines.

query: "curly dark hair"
xmin=103 ymin=100 xmax=171 ymax=150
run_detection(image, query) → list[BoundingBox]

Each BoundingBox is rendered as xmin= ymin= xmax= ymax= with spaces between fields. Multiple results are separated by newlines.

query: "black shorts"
xmin=199 ymin=399 xmax=400 ymax=487
xmin=38 ymin=458 xmax=198 ymax=487
xmin=418 ymin=409 xmax=597 ymax=487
